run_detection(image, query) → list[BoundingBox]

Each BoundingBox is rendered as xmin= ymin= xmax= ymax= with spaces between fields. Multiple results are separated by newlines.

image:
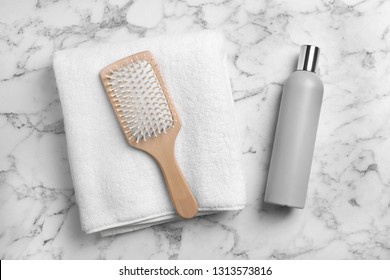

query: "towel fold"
xmin=53 ymin=31 xmax=246 ymax=236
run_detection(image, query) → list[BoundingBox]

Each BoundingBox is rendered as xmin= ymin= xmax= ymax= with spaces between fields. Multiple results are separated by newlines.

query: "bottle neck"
xmin=297 ymin=45 xmax=319 ymax=73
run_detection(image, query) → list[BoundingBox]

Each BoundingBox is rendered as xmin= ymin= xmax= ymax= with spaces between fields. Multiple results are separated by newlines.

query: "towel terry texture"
xmin=53 ymin=31 xmax=246 ymax=236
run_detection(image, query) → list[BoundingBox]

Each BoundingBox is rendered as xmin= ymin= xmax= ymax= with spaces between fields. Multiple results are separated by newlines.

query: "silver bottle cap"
xmin=297 ymin=45 xmax=320 ymax=73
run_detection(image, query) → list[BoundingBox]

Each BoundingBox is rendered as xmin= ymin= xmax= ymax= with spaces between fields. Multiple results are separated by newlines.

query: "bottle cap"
xmin=297 ymin=45 xmax=320 ymax=73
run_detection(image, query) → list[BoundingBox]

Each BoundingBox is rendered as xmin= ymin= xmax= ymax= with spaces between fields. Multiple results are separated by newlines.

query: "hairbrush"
xmin=100 ymin=51 xmax=198 ymax=219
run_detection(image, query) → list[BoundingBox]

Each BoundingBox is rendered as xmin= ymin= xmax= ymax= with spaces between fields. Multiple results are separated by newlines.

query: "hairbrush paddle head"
xmin=100 ymin=51 xmax=177 ymax=144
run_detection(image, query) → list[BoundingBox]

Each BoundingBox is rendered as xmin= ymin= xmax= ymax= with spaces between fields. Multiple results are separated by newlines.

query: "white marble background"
xmin=1 ymin=0 xmax=390 ymax=259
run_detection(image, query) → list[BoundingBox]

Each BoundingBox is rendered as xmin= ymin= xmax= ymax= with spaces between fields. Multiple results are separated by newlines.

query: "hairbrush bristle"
xmin=105 ymin=57 xmax=175 ymax=143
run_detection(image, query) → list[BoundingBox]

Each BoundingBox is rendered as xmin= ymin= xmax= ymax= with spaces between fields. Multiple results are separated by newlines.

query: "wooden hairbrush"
xmin=100 ymin=51 xmax=198 ymax=219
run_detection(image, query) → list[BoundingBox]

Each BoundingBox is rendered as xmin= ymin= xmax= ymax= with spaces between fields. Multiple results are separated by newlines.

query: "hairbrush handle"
xmin=154 ymin=145 xmax=198 ymax=219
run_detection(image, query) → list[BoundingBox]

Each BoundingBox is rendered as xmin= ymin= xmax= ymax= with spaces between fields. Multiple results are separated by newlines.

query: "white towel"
xmin=53 ymin=31 xmax=246 ymax=236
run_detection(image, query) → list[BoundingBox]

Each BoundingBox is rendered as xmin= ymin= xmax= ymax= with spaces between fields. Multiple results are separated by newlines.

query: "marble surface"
xmin=1 ymin=0 xmax=390 ymax=260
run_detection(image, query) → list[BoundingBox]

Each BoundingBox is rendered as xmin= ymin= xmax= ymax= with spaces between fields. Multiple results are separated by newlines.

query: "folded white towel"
xmin=53 ymin=31 xmax=246 ymax=236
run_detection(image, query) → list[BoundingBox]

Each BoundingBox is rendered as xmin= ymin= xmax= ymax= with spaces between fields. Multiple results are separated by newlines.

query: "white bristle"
xmin=107 ymin=59 xmax=175 ymax=143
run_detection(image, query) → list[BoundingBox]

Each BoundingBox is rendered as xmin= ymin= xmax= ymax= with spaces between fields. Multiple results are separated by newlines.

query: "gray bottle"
xmin=264 ymin=45 xmax=324 ymax=209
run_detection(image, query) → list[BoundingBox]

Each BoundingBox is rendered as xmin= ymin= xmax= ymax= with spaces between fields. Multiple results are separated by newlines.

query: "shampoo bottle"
xmin=264 ymin=45 xmax=324 ymax=209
